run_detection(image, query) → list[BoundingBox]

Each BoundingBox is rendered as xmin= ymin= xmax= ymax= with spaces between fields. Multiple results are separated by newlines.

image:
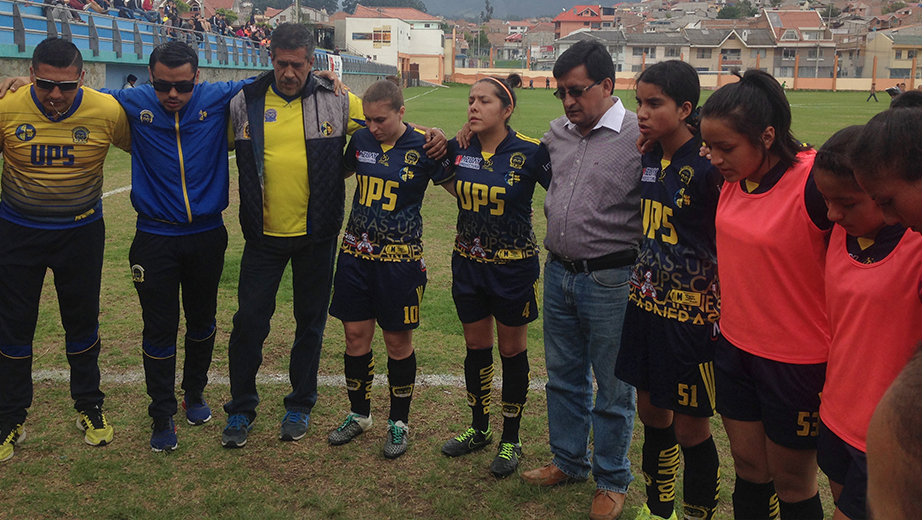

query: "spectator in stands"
xmin=181 ymin=17 xmax=197 ymax=45
xmin=192 ymin=14 xmax=206 ymax=45
xmin=123 ymin=74 xmax=137 ymax=88
xmin=210 ymin=12 xmax=226 ymax=34
xmin=68 ymin=0 xmax=106 ymax=15
xmin=43 ymin=0 xmax=81 ymax=23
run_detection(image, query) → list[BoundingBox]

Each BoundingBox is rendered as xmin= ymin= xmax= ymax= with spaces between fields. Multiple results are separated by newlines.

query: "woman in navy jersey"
xmin=616 ymin=60 xmax=722 ymax=520
xmin=439 ymin=74 xmax=552 ymax=479
xmin=327 ymin=80 xmax=454 ymax=459
xmin=700 ymin=70 xmax=832 ymax=520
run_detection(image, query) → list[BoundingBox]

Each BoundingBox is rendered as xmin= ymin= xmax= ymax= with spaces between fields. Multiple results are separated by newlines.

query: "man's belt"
xmin=551 ymin=250 xmax=637 ymax=274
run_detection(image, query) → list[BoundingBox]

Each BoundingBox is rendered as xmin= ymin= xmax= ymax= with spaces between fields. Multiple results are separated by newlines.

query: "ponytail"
xmin=701 ymin=69 xmax=808 ymax=168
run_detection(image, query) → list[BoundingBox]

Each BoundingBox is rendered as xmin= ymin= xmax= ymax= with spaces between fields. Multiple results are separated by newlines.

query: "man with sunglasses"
xmin=0 ymin=38 xmax=131 ymax=462
xmin=97 ymin=41 xmax=253 ymax=453
xmin=520 ymin=40 xmax=642 ymax=520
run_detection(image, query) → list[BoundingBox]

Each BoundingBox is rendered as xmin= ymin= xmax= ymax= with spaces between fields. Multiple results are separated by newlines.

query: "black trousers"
xmin=129 ymin=226 xmax=227 ymax=419
xmin=0 ymin=217 xmax=106 ymax=424
xmin=223 ymin=236 xmax=337 ymax=421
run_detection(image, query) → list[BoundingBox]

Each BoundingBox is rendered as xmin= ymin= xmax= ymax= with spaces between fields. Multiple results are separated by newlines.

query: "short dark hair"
xmin=850 ymin=106 xmax=922 ymax=183
xmin=636 ymin=60 xmax=700 ymax=126
xmin=32 ymin=37 xmax=82 ymax=73
xmin=890 ymin=90 xmax=922 ymax=108
xmin=149 ymin=41 xmax=198 ymax=72
xmin=553 ymin=40 xmax=614 ymax=93
xmin=269 ymin=22 xmax=315 ymax=60
xmin=363 ymin=79 xmax=403 ymax=112
xmin=127 ymin=74 xmax=138 ymax=83
xmin=813 ymin=125 xmax=863 ymax=189
xmin=701 ymin=69 xmax=807 ymax=169
xmin=875 ymin=345 xmax=922 ymax=519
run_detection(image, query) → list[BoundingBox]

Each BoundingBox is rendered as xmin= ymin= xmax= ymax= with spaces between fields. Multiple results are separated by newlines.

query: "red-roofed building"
xmin=553 ymin=5 xmax=602 ymax=38
xmin=334 ymin=4 xmax=445 ymax=83
xmin=763 ymin=9 xmax=836 ymax=78
xmin=350 ymin=4 xmax=440 ymax=21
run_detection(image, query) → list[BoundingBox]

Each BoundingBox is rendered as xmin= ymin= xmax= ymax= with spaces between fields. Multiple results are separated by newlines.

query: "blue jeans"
xmin=542 ymin=258 xmax=636 ymax=493
xmin=223 ymin=235 xmax=337 ymax=421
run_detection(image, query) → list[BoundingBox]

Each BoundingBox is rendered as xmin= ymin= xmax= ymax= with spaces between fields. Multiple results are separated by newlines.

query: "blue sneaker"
xmin=279 ymin=411 xmax=309 ymax=441
xmin=150 ymin=417 xmax=177 ymax=452
xmin=182 ymin=395 xmax=212 ymax=426
xmin=222 ymin=414 xmax=253 ymax=449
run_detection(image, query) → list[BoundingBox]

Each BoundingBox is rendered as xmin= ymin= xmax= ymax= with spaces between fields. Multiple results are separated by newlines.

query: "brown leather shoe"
xmin=521 ymin=463 xmax=583 ymax=486
xmin=588 ymin=489 xmax=625 ymax=520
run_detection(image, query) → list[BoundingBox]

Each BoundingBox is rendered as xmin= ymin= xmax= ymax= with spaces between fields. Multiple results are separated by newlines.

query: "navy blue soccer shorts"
xmin=715 ymin=334 xmax=826 ymax=450
xmin=817 ymin=421 xmax=869 ymax=520
xmin=329 ymin=252 xmax=427 ymax=332
xmin=451 ymin=253 xmax=539 ymax=327
xmin=617 ymin=302 xmax=718 ymax=417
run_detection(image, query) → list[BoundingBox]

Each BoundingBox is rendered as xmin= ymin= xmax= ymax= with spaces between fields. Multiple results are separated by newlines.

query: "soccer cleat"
xmin=76 ymin=406 xmax=114 ymax=446
xmin=490 ymin=441 xmax=523 ymax=478
xmin=383 ymin=420 xmax=408 ymax=459
xmin=634 ymin=503 xmax=677 ymax=520
xmin=150 ymin=417 xmax=178 ymax=452
xmin=0 ymin=422 xmax=26 ymax=463
xmin=328 ymin=413 xmax=373 ymax=446
xmin=222 ymin=414 xmax=253 ymax=448
xmin=441 ymin=426 xmax=492 ymax=457
xmin=279 ymin=411 xmax=309 ymax=442
xmin=182 ymin=395 xmax=212 ymax=426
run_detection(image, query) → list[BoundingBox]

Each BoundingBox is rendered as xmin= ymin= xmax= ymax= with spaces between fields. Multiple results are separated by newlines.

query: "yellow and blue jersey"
xmin=630 ymin=136 xmax=722 ymax=325
xmin=443 ymin=129 xmax=551 ymax=263
xmin=0 ymin=86 xmax=130 ymax=228
xmin=262 ymin=88 xmax=364 ymax=236
xmin=341 ymin=124 xmax=452 ymax=261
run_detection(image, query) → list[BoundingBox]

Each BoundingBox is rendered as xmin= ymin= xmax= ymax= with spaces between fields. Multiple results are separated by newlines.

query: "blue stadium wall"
xmin=0 ymin=0 xmax=396 ymax=93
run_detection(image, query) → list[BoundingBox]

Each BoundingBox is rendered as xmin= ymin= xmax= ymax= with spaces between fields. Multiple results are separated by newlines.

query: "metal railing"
xmin=0 ymin=0 xmax=397 ymax=76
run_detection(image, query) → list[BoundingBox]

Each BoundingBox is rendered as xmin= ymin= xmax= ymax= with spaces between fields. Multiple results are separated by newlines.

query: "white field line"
xmin=404 ymin=88 xmax=440 ymax=103
xmin=32 ymin=369 xmax=549 ymax=391
xmin=103 ymin=153 xmax=238 ymax=198
xmin=102 ymin=185 xmax=131 ymax=198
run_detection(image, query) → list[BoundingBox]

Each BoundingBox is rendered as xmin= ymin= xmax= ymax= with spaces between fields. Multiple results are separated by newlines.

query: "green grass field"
xmin=0 ymin=87 xmax=889 ymax=519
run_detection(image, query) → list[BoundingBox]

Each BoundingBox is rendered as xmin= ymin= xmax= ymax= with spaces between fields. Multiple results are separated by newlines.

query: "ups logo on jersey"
xmin=72 ymin=126 xmax=89 ymax=144
xmin=16 ymin=124 xmax=36 ymax=142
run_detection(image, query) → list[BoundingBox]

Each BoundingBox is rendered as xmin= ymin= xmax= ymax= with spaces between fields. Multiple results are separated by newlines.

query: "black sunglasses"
xmin=553 ymin=79 xmax=604 ymax=100
xmin=34 ymin=77 xmax=80 ymax=92
xmin=152 ymin=79 xmax=196 ymax=93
